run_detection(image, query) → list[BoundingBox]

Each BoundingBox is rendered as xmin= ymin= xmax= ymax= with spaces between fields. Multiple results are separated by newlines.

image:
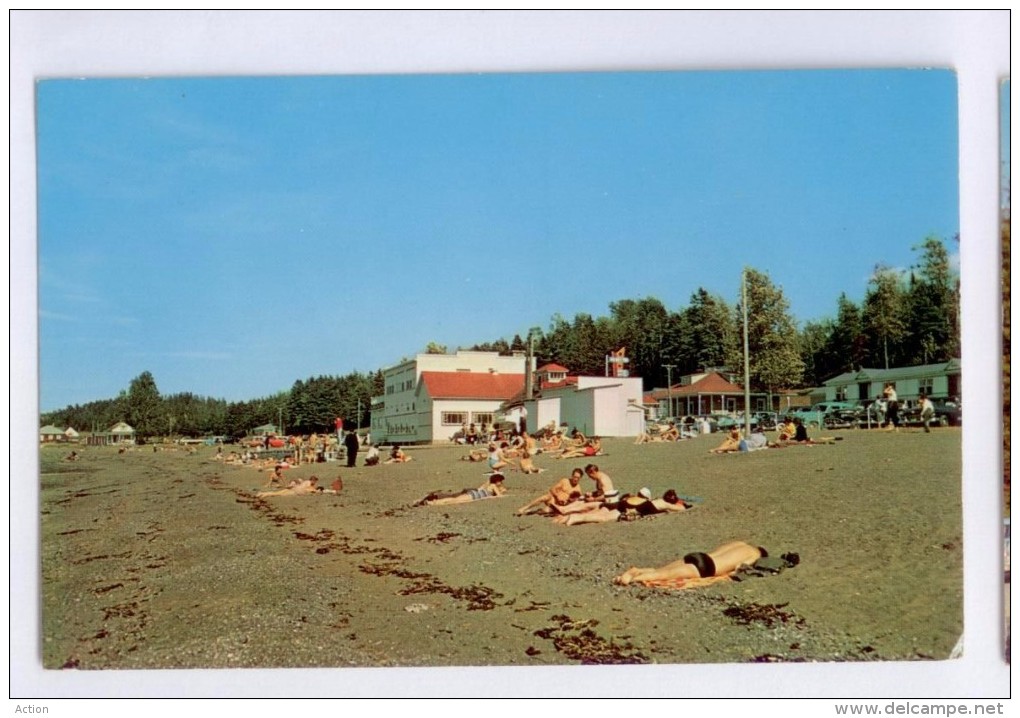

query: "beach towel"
xmin=635 ymin=575 xmax=734 ymax=590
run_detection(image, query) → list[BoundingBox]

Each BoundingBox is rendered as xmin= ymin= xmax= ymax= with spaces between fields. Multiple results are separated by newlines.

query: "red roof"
xmin=650 ymin=372 xmax=744 ymax=399
xmin=537 ymin=363 xmax=570 ymax=373
xmin=420 ymin=372 xmax=526 ymax=400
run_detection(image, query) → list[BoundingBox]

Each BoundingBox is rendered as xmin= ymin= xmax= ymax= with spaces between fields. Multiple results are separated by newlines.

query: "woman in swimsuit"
xmin=416 ymin=473 xmax=507 ymax=506
xmin=710 ymin=427 xmax=742 ymax=454
xmin=487 ymin=442 xmax=510 ymax=472
xmin=557 ymin=436 xmax=602 ymax=459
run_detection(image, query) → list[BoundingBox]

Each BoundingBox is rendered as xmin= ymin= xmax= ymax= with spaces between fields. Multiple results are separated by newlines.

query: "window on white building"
xmin=472 ymin=412 xmax=494 ymax=426
xmin=442 ymin=412 xmax=467 ymax=425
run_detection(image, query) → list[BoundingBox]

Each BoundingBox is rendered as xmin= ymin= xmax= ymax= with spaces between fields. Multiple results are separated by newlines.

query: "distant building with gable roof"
xmin=39 ymin=425 xmax=66 ymax=443
xmin=821 ymin=359 xmax=961 ymax=405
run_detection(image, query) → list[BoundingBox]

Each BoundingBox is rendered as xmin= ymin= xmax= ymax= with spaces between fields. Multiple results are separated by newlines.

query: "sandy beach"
xmin=41 ymin=429 xmax=962 ymax=669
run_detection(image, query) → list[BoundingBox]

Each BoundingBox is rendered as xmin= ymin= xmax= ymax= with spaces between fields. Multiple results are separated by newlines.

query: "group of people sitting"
xmin=709 ymin=416 xmax=836 ymax=454
xmin=513 ymin=464 xmax=693 ymax=526
xmin=634 ymin=421 xmax=682 ymax=444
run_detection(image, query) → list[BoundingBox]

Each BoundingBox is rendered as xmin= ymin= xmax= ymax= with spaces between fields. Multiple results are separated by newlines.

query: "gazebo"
xmin=650 ymin=372 xmax=749 ymax=417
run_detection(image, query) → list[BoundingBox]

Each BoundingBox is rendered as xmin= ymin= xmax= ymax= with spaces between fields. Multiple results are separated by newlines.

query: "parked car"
xmin=752 ymin=412 xmax=780 ymax=431
xmin=934 ymin=400 xmax=962 ymax=426
xmin=714 ymin=413 xmax=758 ymax=431
xmin=900 ymin=399 xmax=962 ymax=428
xmin=788 ymin=401 xmax=858 ymax=428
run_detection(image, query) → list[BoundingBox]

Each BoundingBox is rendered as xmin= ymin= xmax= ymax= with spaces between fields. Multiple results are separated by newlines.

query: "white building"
xmin=506 ymin=363 xmax=646 ymax=438
xmin=371 ymin=350 xmax=533 ymax=444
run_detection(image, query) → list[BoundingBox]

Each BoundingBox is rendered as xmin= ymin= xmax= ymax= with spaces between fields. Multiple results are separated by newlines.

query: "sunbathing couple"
xmin=415 ymin=472 xmax=507 ymax=506
xmin=553 ymin=487 xmax=691 ymax=526
xmin=614 ymin=541 xmax=765 ymax=586
xmin=634 ymin=422 xmax=680 ymax=444
xmin=257 ymin=475 xmax=344 ymax=497
xmin=710 ymin=427 xmax=769 ymax=453
xmin=772 ymin=417 xmax=836 ymax=446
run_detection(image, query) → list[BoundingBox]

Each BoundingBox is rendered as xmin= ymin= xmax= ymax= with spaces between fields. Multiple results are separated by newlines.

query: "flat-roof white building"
xmin=504 ymin=363 xmax=645 ymax=438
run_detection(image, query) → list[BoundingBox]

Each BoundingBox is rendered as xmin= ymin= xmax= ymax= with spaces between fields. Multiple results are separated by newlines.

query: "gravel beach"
xmin=41 ymin=429 xmax=962 ymax=670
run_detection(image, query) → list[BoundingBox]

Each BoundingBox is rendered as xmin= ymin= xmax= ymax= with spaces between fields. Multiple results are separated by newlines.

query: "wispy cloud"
xmin=39 ymin=309 xmax=77 ymax=322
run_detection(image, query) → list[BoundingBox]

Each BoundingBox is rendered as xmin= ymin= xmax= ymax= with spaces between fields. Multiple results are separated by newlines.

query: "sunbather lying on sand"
xmin=553 ymin=489 xmax=692 ymax=526
xmin=415 ymin=473 xmax=507 ymax=506
xmin=258 ymin=476 xmax=321 ymax=498
xmin=460 ymin=448 xmax=488 ymax=462
xmin=613 ymin=540 xmax=765 ymax=585
xmin=557 ymin=436 xmax=602 ymax=459
xmin=516 ymin=468 xmax=584 ymax=516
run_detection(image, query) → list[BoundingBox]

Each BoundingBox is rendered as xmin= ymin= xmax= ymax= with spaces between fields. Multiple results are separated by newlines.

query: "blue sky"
xmin=37 ymin=69 xmax=959 ymax=410
xmin=1002 ymin=79 xmax=1010 ymax=208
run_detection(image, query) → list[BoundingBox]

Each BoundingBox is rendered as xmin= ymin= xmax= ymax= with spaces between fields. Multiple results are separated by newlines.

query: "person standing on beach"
xmin=344 ymin=429 xmax=360 ymax=468
xmin=883 ymin=383 xmax=900 ymax=431
xmin=918 ymin=393 xmax=936 ymax=433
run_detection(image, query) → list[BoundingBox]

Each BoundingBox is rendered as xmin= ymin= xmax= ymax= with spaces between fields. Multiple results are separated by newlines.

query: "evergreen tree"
xmin=733 ymin=269 xmax=804 ymax=396
xmin=679 ymin=289 xmax=737 ymax=375
xmin=798 ymin=318 xmax=835 ymax=387
xmin=906 ymin=236 xmax=959 ymax=362
xmin=823 ymin=294 xmax=867 ymax=375
xmin=862 ymin=265 xmax=910 ymax=369
xmin=609 ymin=297 xmax=670 ymax=388
xmin=125 ymin=371 xmax=161 ymax=438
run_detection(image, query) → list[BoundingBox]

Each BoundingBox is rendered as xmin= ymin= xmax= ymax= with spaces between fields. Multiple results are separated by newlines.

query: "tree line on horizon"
xmin=41 ymin=235 xmax=959 ymax=440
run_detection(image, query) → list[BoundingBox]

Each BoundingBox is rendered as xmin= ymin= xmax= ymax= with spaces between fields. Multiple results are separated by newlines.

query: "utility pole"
xmin=742 ymin=268 xmax=752 ymax=437
xmin=664 ymin=364 xmax=676 ymax=419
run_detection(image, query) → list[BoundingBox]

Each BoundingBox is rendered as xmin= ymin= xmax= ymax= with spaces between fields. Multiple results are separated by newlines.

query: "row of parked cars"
xmin=783 ymin=398 xmax=961 ymax=429
xmin=662 ymin=398 xmax=961 ymax=433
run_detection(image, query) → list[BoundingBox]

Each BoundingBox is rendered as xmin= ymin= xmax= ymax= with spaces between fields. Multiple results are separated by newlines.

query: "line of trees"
xmin=470 ymin=235 xmax=960 ymax=390
xmin=41 ymin=235 xmax=959 ymax=438
xmin=41 ymin=369 xmax=385 ymax=441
